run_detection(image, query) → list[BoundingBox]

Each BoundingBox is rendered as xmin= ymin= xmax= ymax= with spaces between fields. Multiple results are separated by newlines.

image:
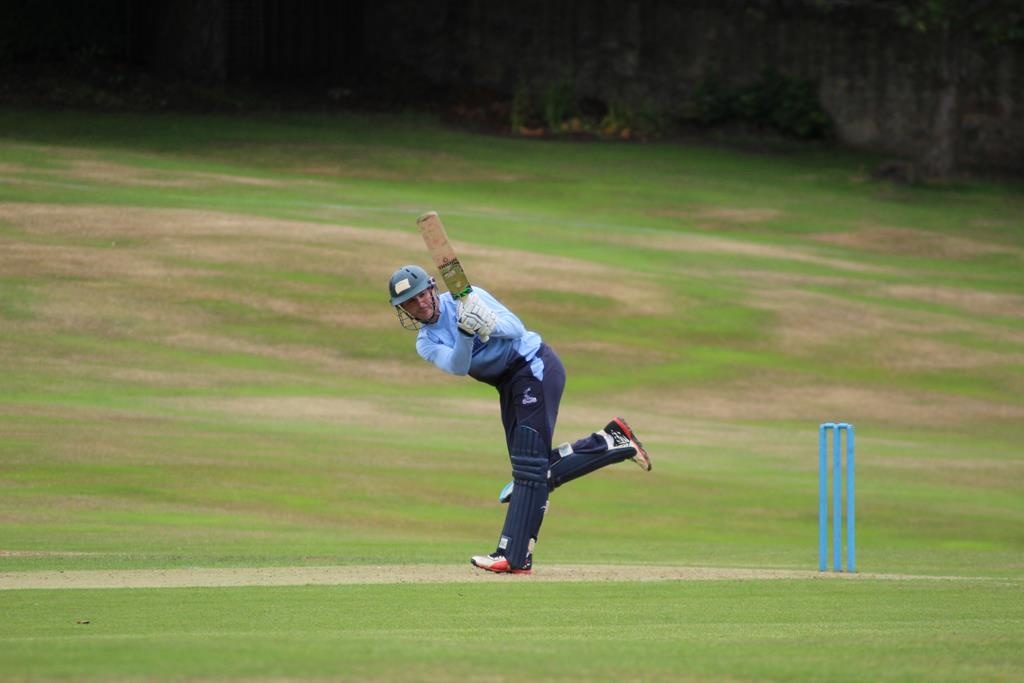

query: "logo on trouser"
xmin=499 ymin=536 xmax=509 ymax=550
xmin=521 ymin=387 xmax=538 ymax=405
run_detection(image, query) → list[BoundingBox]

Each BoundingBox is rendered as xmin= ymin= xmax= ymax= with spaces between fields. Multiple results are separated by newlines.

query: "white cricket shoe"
xmin=470 ymin=552 xmax=532 ymax=574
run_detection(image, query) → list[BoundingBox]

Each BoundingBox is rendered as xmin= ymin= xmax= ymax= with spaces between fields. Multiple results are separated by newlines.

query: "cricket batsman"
xmin=389 ymin=264 xmax=651 ymax=574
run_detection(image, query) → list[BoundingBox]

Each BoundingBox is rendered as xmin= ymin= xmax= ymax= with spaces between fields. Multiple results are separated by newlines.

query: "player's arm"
xmin=416 ymin=330 xmax=473 ymax=375
xmin=473 ymin=288 xmax=525 ymax=339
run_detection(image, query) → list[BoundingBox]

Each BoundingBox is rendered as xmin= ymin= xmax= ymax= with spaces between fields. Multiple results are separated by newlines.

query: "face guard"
xmin=395 ymin=286 xmax=439 ymax=330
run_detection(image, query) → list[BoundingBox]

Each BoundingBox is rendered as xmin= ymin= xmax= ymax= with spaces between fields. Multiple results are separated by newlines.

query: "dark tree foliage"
xmin=0 ymin=1 xmax=132 ymax=63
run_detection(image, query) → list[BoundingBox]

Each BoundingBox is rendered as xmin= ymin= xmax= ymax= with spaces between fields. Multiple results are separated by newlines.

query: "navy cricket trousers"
xmin=496 ymin=343 xmax=564 ymax=459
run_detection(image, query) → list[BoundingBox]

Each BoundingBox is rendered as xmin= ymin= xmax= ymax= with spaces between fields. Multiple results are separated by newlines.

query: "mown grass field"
xmin=1 ymin=108 xmax=1022 ymax=681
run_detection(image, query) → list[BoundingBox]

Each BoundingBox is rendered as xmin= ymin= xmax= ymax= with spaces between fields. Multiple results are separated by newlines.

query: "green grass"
xmin=3 ymin=581 xmax=1022 ymax=682
xmin=0 ymin=107 xmax=1022 ymax=681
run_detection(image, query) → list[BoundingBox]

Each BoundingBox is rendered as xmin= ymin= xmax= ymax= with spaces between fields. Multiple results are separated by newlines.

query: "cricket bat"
xmin=417 ymin=211 xmax=474 ymax=299
xmin=417 ymin=210 xmax=490 ymax=342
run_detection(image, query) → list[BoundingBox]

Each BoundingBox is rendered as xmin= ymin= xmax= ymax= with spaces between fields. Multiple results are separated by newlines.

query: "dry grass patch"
xmin=180 ymin=396 xmax=407 ymax=423
xmin=618 ymin=380 xmax=1024 ymax=428
xmin=881 ymin=284 xmax=1024 ymax=319
xmin=5 ymin=202 xmax=1020 ymax=434
xmin=160 ymin=330 xmax=440 ymax=383
xmin=814 ymin=225 xmax=1021 ymax=259
xmin=0 ymin=145 xmax=286 ymax=188
xmin=164 ymin=395 xmax=503 ymax=464
xmin=878 ymin=455 xmax=1024 ymax=489
xmin=650 ymin=206 xmax=782 ymax=226
xmin=291 ymin=147 xmax=528 ymax=183
xmin=594 ymin=229 xmax=887 ymax=275
xmin=0 ymin=203 xmax=664 ymax=317
xmin=454 ymin=242 xmax=671 ymax=315
xmin=750 ymin=285 xmax=1024 ymax=369
xmin=555 ymin=339 xmax=668 ymax=360
xmin=67 ymin=159 xmax=283 ymax=189
xmin=0 ymin=550 xmax=101 ymax=558
xmin=1 ymin=202 xmax=398 ymax=245
xmin=1 ymin=203 xmax=431 ymax=371
xmin=697 ymin=207 xmax=783 ymax=223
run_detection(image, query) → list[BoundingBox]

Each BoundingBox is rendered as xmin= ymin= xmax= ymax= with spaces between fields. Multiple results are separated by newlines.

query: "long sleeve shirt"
xmin=415 ymin=287 xmax=546 ymax=385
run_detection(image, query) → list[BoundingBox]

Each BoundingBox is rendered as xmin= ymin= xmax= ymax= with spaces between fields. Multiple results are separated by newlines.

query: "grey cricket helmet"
xmin=388 ymin=264 xmax=435 ymax=305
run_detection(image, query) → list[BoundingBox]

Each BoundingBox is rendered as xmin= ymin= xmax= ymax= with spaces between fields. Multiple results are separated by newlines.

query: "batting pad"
xmin=498 ymin=426 xmax=549 ymax=568
xmin=548 ymin=443 xmax=636 ymax=489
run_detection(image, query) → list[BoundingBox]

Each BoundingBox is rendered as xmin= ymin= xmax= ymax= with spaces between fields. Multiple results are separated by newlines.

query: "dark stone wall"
xmin=151 ymin=0 xmax=228 ymax=82
xmin=5 ymin=0 xmax=1020 ymax=170
xmin=357 ymin=0 xmax=1024 ymax=171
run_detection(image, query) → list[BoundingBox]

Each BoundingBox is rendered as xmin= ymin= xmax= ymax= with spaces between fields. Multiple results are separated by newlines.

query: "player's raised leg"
xmin=498 ymin=417 xmax=650 ymax=503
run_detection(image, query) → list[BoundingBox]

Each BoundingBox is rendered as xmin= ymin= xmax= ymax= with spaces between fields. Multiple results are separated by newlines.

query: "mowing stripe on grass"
xmin=1 ymin=564 xmax=1011 ymax=590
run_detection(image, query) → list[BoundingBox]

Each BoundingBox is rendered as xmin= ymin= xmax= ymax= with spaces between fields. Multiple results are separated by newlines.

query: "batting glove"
xmin=457 ymin=293 xmax=498 ymax=342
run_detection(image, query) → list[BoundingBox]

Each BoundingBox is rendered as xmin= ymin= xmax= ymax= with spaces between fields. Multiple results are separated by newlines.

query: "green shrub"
xmin=693 ymin=76 xmax=736 ymax=126
xmin=601 ymin=98 xmax=634 ymax=137
xmin=690 ymin=70 xmax=833 ymax=139
xmin=543 ymin=79 xmax=576 ymax=132
xmin=510 ymin=80 xmax=537 ymax=131
xmin=509 ymin=82 xmax=667 ymax=140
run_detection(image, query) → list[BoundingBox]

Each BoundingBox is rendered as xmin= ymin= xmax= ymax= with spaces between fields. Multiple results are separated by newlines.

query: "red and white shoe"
xmin=606 ymin=417 xmax=651 ymax=471
xmin=470 ymin=552 xmax=532 ymax=574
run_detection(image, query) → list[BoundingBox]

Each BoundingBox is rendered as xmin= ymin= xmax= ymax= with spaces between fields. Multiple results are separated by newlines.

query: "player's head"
xmin=388 ymin=264 xmax=439 ymax=329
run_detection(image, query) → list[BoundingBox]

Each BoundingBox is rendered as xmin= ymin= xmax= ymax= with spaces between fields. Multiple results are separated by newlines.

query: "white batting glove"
xmin=475 ymin=304 xmax=498 ymax=342
xmin=457 ymin=293 xmax=498 ymax=342
xmin=455 ymin=294 xmax=482 ymax=335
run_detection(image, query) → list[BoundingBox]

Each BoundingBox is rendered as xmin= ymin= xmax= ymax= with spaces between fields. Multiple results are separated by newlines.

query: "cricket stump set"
xmin=819 ymin=422 xmax=855 ymax=572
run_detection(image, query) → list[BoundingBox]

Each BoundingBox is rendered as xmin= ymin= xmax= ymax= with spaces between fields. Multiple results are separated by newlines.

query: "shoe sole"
xmin=614 ymin=417 xmax=651 ymax=471
xmin=470 ymin=558 xmax=532 ymax=575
